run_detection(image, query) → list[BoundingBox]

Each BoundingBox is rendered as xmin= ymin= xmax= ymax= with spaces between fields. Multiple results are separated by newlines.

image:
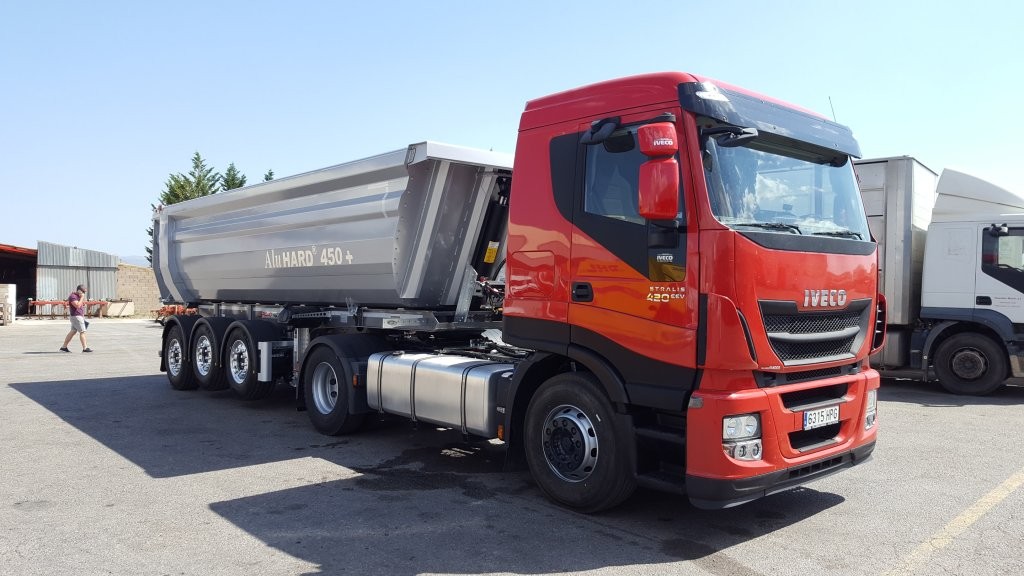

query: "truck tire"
xmin=223 ymin=327 xmax=274 ymax=400
xmin=934 ymin=333 xmax=1007 ymax=395
xmin=165 ymin=324 xmax=197 ymax=391
xmin=523 ymin=372 xmax=636 ymax=513
xmin=303 ymin=346 xmax=365 ymax=436
xmin=193 ymin=323 xmax=228 ymax=391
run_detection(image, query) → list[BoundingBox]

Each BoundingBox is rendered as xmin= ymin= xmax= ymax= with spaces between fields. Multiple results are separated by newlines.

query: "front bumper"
xmin=686 ymin=440 xmax=875 ymax=509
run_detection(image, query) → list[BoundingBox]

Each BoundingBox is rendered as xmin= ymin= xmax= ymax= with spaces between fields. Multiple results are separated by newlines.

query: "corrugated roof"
xmin=0 ymin=243 xmax=38 ymax=259
xmin=37 ymin=241 xmax=118 ymax=268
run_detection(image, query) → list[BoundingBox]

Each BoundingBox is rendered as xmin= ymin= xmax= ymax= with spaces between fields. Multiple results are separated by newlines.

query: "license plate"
xmin=803 ymin=405 xmax=840 ymax=430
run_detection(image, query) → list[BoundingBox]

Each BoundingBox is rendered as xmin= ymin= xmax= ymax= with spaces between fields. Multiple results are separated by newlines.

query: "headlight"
xmin=723 ymin=413 xmax=762 ymax=461
xmin=722 ymin=414 xmax=760 ymax=440
xmin=865 ymin=389 xmax=877 ymax=430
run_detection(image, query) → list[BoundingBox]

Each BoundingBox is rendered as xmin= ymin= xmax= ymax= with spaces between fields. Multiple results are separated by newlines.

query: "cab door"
xmin=566 ymin=109 xmax=698 ymax=406
xmin=976 ymin=224 xmax=1024 ymax=323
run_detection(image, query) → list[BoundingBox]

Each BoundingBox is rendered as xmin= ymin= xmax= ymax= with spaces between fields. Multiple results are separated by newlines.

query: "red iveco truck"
xmin=154 ymin=71 xmax=883 ymax=512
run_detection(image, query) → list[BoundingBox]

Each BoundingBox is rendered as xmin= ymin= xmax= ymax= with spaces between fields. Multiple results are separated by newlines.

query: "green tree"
xmin=222 ymin=162 xmax=247 ymax=191
xmin=180 ymin=152 xmax=222 ymax=198
xmin=263 ymin=169 xmax=274 ymax=182
xmin=146 ymin=152 xmax=222 ymax=264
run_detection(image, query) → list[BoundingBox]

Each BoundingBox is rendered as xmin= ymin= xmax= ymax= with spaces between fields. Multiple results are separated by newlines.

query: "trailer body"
xmin=857 ymin=157 xmax=938 ymax=368
xmin=154 ymin=143 xmax=511 ymax=308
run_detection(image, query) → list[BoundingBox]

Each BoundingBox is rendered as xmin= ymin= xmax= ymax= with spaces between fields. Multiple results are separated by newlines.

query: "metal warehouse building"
xmin=35 ymin=241 xmax=119 ymax=301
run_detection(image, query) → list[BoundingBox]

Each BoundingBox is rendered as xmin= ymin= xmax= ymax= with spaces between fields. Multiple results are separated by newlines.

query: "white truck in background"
xmin=858 ymin=156 xmax=1024 ymax=394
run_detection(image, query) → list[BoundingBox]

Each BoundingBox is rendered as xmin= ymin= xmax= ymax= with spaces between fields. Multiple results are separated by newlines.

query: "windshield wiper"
xmin=732 ymin=222 xmax=802 ymax=234
xmin=813 ymin=230 xmax=863 ymax=240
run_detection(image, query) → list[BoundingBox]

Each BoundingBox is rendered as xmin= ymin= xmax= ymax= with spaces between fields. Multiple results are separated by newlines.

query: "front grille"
xmin=789 ymin=423 xmax=841 ymax=452
xmin=770 ymin=339 xmax=857 ymax=363
xmin=785 ymin=366 xmax=842 ymax=383
xmin=754 ymin=363 xmax=859 ymax=387
xmin=763 ymin=312 xmax=861 ymax=334
xmin=780 ymin=383 xmax=848 ymax=410
xmin=788 ymin=456 xmax=844 ymax=479
xmin=760 ymin=299 xmax=871 ymax=366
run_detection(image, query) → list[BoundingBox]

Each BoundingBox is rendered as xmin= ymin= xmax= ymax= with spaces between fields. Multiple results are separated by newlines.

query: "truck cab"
xmin=504 ymin=72 xmax=881 ymax=509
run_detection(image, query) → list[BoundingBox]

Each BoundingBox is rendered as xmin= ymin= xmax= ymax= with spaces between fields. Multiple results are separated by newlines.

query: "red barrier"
xmin=30 ymin=300 xmax=108 ymax=318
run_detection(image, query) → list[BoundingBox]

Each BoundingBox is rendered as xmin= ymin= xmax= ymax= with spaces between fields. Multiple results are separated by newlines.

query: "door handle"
xmin=977 ymin=296 xmax=992 ymax=305
xmin=572 ymin=282 xmax=593 ymax=302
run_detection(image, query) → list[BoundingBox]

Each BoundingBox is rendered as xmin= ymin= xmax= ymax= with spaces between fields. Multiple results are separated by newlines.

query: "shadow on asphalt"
xmin=11 ymin=375 xmax=846 ymax=575
xmin=880 ymin=377 xmax=1024 ymax=407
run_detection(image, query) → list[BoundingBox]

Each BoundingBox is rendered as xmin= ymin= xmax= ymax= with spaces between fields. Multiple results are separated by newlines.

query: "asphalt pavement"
xmin=1 ymin=318 xmax=1021 ymax=576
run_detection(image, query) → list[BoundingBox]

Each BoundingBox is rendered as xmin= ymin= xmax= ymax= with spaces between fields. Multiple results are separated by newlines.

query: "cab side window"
xmin=584 ymin=130 xmax=646 ymax=225
xmin=981 ymin=227 xmax=1024 ymax=292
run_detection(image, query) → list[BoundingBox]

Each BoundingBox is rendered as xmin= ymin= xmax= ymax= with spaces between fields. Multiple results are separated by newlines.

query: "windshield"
xmin=702 ymin=129 xmax=870 ymax=241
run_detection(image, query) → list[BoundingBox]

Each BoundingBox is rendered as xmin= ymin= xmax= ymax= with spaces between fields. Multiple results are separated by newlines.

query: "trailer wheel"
xmin=224 ymin=327 xmax=274 ymax=400
xmin=303 ymin=346 xmax=365 ymax=435
xmin=165 ymin=324 xmax=197 ymax=391
xmin=193 ymin=324 xmax=227 ymax=391
xmin=934 ymin=333 xmax=1007 ymax=395
xmin=523 ymin=372 xmax=636 ymax=512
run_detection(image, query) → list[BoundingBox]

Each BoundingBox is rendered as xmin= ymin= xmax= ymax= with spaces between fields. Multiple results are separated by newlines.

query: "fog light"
xmin=723 ymin=439 xmax=763 ymax=461
xmin=865 ymin=389 xmax=877 ymax=430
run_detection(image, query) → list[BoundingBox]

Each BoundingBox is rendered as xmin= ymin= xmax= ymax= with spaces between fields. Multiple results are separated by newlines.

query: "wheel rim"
xmin=541 ymin=404 xmax=599 ymax=482
xmin=950 ymin=348 xmax=987 ymax=380
xmin=229 ymin=339 xmax=249 ymax=384
xmin=310 ymin=361 xmax=339 ymax=415
xmin=195 ymin=335 xmax=213 ymax=376
xmin=167 ymin=339 xmax=183 ymax=376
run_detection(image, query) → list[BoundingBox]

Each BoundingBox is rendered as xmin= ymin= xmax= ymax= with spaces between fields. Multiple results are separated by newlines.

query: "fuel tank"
xmin=153 ymin=142 xmax=511 ymax=307
xmin=367 ymin=351 xmax=514 ymax=437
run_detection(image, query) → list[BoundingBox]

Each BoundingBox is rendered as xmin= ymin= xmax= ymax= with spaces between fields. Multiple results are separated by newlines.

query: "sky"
xmin=2 ymin=0 xmax=1022 ymax=260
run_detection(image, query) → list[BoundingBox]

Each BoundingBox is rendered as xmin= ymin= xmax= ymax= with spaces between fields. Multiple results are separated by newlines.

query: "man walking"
xmin=59 ymin=284 xmax=93 ymax=353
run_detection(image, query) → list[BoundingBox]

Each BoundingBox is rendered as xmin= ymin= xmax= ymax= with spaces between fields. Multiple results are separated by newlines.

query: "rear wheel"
xmin=934 ymin=333 xmax=1007 ymax=395
xmin=224 ymin=327 xmax=274 ymax=400
xmin=193 ymin=324 xmax=227 ymax=391
xmin=523 ymin=372 xmax=636 ymax=512
xmin=165 ymin=324 xmax=197 ymax=390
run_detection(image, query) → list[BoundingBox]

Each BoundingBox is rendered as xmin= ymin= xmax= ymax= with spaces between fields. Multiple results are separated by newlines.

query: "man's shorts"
xmin=70 ymin=316 xmax=87 ymax=333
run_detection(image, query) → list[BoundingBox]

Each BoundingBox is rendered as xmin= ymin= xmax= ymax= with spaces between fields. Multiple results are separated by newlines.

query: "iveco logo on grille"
xmin=803 ymin=289 xmax=847 ymax=308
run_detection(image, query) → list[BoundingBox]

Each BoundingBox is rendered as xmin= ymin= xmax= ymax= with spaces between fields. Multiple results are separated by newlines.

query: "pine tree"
xmin=222 ymin=162 xmax=247 ymax=191
xmin=182 ymin=152 xmax=221 ymax=198
xmin=146 ymin=152 xmax=222 ymax=264
xmin=263 ymin=169 xmax=274 ymax=182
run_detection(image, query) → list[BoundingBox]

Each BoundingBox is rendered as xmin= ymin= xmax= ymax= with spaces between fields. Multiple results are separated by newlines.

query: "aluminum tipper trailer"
xmin=154 ymin=141 xmax=512 ymax=310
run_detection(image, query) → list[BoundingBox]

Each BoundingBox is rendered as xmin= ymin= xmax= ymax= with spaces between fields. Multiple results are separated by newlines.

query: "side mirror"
xmin=637 ymin=122 xmax=680 ymax=220
xmin=989 ymin=223 xmax=1010 ymax=237
xmin=639 ymin=159 xmax=680 ymax=220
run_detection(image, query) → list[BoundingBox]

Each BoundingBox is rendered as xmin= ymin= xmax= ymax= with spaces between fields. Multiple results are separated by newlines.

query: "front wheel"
xmin=523 ymin=372 xmax=636 ymax=512
xmin=934 ymin=333 xmax=1007 ymax=395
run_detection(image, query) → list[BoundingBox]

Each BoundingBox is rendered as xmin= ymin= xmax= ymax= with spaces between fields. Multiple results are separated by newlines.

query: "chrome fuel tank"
xmin=366 ymin=351 xmax=514 ymax=437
